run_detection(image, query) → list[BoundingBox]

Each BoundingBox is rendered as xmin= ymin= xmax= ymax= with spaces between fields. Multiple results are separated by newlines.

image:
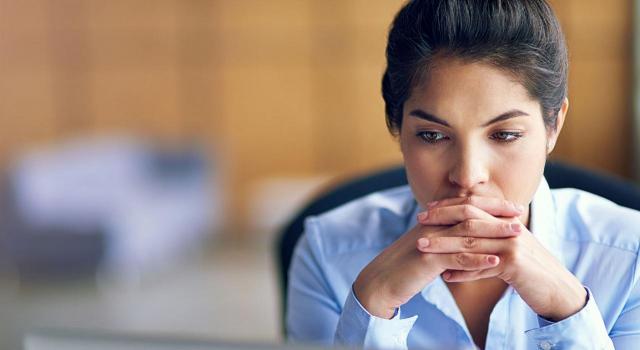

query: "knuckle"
xmin=426 ymin=236 xmax=438 ymax=248
xmin=454 ymin=253 xmax=468 ymax=267
xmin=468 ymin=196 xmax=481 ymax=206
xmin=463 ymin=236 xmax=476 ymax=249
xmin=462 ymin=219 xmax=474 ymax=233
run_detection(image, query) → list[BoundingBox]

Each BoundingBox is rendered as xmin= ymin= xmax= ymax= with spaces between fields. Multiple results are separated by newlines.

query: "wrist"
xmin=540 ymin=281 xmax=587 ymax=322
xmin=353 ymin=276 xmax=397 ymax=319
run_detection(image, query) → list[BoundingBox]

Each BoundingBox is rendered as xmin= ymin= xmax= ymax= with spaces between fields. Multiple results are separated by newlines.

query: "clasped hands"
xmin=353 ymin=196 xmax=586 ymax=322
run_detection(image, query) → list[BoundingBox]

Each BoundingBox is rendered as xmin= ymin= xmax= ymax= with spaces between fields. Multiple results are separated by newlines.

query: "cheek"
xmin=401 ymin=138 xmax=447 ymax=201
xmin=491 ymin=138 xmax=547 ymax=203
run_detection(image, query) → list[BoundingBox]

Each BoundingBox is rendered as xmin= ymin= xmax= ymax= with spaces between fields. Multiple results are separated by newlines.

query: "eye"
xmin=416 ymin=131 xmax=449 ymax=144
xmin=490 ymin=131 xmax=523 ymax=143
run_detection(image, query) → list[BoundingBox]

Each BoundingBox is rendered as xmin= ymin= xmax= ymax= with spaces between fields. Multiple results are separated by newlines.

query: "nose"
xmin=448 ymin=142 xmax=489 ymax=191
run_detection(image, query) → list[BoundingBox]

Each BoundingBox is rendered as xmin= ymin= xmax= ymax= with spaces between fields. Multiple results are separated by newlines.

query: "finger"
xmin=422 ymin=196 xmax=524 ymax=220
xmin=417 ymin=235 xmax=513 ymax=254
xmin=445 ymin=219 xmax=523 ymax=239
xmin=429 ymin=253 xmax=500 ymax=271
xmin=442 ymin=266 xmax=502 ymax=282
xmin=419 ymin=204 xmax=493 ymax=225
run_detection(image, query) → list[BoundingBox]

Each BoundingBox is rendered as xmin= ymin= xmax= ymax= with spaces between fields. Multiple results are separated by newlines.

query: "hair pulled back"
xmin=382 ymin=0 xmax=568 ymax=134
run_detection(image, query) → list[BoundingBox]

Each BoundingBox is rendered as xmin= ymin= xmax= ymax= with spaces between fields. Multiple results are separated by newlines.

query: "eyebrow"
xmin=408 ymin=109 xmax=529 ymax=127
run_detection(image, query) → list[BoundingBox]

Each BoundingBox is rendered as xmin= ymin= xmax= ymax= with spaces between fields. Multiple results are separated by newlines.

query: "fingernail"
xmin=417 ymin=238 xmax=430 ymax=249
xmin=514 ymin=204 xmax=525 ymax=212
xmin=427 ymin=201 xmax=439 ymax=208
xmin=442 ymin=271 xmax=451 ymax=280
xmin=417 ymin=211 xmax=429 ymax=222
xmin=487 ymin=256 xmax=499 ymax=265
xmin=510 ymin=223 xmax=521 ymax=233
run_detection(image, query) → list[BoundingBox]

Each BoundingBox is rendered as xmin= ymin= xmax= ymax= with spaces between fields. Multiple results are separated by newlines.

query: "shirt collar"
xmin=528 ymin=176 xmax=559 ymax=253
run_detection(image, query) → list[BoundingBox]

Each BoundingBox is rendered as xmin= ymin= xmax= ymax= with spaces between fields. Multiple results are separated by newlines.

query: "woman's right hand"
xmin=352 ymin=197 xmax=524 ymax=319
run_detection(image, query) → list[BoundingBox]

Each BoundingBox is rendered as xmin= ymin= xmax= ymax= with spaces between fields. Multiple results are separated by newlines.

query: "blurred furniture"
xmin=276 ymin=161 xmax=640 ymax=334
xmin=0 ymin=137 xmax=220 ymax=281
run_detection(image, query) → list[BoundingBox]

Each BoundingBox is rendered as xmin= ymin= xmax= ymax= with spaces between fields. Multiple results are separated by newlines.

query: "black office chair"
xmin=275 ymin=161 xmax=640 ymax=335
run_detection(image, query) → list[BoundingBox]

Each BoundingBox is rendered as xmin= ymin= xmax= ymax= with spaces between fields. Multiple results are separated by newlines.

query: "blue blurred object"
xmin=0 ymin=136 xmax=222 ymax=281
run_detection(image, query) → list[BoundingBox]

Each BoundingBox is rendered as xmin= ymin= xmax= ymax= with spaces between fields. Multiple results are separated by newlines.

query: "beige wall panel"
xmin=88 ymin=69 xmax=182 ymax=138
xmin=215 ymin=28 xmax=312 ymax=67
xmin=349 ymin=0 xmax=406 ymax=28
xmin=566 ymin=0 xmax=630 ymax=22
xmin=0 ymin=70 xmax=57 ymax=158
xmin=218 ymin=64 xmax=315 ymax=227
xmin=565 ymin=60 xmax=631 ymax=174
xmin=86 ymin=0 xmax=178 ymax=70
xmin=85 ymin=0 xmax=178 ymax=30
xmin=178 ymin=68 xmax=219 ymax=136
xmin=548 ymin=0 xmax=571 ymax=21
xmin=0 ymin=27 xmax=51 ymax=72
xmin=568 ymin=18 xmax=631 ymax=60
xmin=0 ymin=1 xmax=54 ymax=162
xmin=310 ymin=65 xmax=360 ymax=173
xmin=351 ymin=26 xmax=389 ymax=66
xmin=86 ymin=31 xmax=178 ymax=70
xmin=351 ymin=64 xmax=403 ymax=171
xmin=0 ymin=0 xmax=49 ymax=30
xmin=308 ymin=0 xmax=350 ymax=30
xmin=219 ymin=65 xmax=315 ymax=177
xmin=216 ymin=0 xmax=311 ymax=30
xmin=548 ymin=0 xmax=632 ymax=178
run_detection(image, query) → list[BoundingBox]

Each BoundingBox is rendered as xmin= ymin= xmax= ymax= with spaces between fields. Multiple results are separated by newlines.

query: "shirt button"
xmin=539 ymin=340 xmax=553 ymax=350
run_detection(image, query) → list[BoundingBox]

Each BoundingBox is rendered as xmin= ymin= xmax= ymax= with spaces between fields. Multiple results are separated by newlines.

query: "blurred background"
xmin=0 ymin=0 xmax=638 ymax=349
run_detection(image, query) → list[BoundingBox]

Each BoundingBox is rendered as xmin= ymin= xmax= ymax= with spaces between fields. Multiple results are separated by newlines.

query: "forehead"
xmin=405 ymin=59 xmax=541 ymax=121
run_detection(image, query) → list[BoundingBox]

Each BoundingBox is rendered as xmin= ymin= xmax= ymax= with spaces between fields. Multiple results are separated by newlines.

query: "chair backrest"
xmin=275 ymin=161 xmax=640 ymax=334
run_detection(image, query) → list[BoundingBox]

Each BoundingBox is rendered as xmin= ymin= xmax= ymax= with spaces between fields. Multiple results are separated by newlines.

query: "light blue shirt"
xmin=287 ymin=177 xmax=640 ymax=349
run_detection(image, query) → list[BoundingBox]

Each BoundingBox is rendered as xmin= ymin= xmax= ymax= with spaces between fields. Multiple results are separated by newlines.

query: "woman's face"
xmin=400 ymin=59 xmax=567 ymax=226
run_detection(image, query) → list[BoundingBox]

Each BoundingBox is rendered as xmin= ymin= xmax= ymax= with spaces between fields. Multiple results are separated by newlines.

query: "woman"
xmin=287 ymin=1 xmax=640 ymax=349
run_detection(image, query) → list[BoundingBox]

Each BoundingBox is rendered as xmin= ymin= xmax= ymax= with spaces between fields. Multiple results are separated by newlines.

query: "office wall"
xmin=550 ymin=0 xmax=634 ymax=178
xmin=0 ymin=0 xmax=633 ymax=233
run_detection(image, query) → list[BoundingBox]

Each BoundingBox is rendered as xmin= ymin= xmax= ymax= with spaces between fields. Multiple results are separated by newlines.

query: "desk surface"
xmin=2 ymin=239 xmax=280 ymax=350
xmin=25 ymin=329 xmax=336 ymax=350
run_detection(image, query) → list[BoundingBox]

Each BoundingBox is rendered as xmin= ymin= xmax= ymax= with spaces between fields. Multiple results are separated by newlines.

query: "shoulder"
xmin=552 ymin=187 xmax=640 ymax=253
xmin=301 ymin=185 xmax=417 ymax=258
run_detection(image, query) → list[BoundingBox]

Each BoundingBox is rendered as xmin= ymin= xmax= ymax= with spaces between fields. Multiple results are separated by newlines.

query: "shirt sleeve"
xmin=286 ymin=219 xmax=342 ymax=344
xmin=609 ymin=252 xmax=640 ymax=349
xmin=334 ymin=287 xmax=418 ymax=349
xmin=524 ymin=287 xmax=614 ymax=349
xmin=286 ymin=218 xmax=418 ymax=349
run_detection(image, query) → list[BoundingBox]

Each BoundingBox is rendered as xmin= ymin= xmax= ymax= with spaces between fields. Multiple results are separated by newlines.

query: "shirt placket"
xmin=420 ymin=276 xmax=477 ymax=348
xmin=484 ymin=287 xmax=514 ymax=349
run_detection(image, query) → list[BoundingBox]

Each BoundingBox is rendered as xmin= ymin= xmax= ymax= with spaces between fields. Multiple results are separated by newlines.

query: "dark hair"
xmin=382 ymin=0 xmax=568 ymax=135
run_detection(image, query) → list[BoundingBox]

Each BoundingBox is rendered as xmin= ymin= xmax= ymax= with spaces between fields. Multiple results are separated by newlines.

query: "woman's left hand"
xmin=417 ymin=196 xmax=587 ymax=322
